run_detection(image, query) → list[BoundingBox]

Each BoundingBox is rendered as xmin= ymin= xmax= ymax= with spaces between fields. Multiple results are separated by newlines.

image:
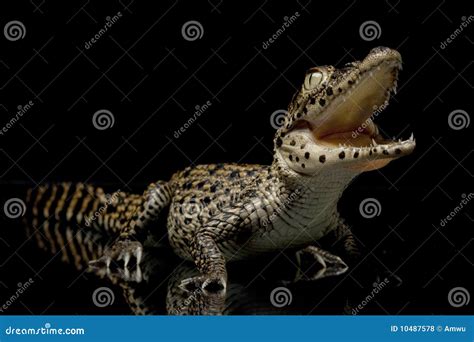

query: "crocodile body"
xmin=26 ymin=47 xmax=415 ymax=295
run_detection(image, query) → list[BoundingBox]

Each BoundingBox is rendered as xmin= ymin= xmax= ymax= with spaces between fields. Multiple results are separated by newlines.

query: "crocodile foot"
xmin=294 ymin=245 xmax=349 ymax=282
xmin=89 ymin=240 xmax=143 ymax=282
xmin=179 ymin=274 xmax=227 ymax=296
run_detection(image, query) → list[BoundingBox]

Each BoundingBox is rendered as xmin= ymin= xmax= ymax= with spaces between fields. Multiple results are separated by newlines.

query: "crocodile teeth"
xmin=409 ymin=133 xmax=414 ymax=141
xmin=372 ymin=138 xmax=378 ymax=146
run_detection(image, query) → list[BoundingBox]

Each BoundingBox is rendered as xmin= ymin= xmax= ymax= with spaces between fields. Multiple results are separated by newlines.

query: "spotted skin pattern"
xmin=26 ymin=47 xmax=415 ymax=295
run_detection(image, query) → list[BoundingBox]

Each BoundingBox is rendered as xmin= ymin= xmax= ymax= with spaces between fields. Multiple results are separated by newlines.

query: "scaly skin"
xmin=26 ymin=47 xmax=415 ymax=296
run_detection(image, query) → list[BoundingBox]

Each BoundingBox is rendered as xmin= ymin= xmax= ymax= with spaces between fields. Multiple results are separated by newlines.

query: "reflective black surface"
xmin=1 ymin=0 xmax=472 ymax=315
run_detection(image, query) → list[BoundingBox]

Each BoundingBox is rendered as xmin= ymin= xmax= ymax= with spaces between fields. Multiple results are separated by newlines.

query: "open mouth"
xmin=307 ymin=57 xmax=414 ymax=156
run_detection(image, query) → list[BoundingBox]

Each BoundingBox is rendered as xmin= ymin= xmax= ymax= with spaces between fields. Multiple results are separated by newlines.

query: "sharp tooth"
xmin=409 ymin=133 xmax=414 ymax=141
xmin=372 ymin=138 xmax=378 ymax=146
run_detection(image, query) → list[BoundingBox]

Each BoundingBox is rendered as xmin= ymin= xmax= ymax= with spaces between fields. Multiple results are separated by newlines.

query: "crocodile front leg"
xmin=90 ymin=181 xmax=172 ymax=277
xmin=179 ymin=228 xmax=228 ymax=295
xmin=177 ymin=209 xmax=247 ymax=295
xmin=292 ymin=218 xmax=358 ymax=282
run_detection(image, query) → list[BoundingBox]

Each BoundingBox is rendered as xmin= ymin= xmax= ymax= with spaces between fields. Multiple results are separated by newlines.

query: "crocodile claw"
xmin=179 ymin=274 xmax=227 ymax=296
xmin=89 ymin=240 xmax=143 ymax=283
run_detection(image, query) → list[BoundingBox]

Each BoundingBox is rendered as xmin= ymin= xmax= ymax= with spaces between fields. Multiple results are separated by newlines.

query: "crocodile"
xmin=26 ymin=47 xmax=415 ymax=296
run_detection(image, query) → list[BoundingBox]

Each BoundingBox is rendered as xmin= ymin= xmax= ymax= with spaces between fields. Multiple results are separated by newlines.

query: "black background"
xmin=0 ymin=0 xmax=472 ymax=315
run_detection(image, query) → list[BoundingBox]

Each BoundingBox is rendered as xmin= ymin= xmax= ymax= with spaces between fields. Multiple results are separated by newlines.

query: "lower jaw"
xmin=315 ymin=133 xmax=414 ymax=171
xmin=346 ymin=158 xmax=393 ymax=171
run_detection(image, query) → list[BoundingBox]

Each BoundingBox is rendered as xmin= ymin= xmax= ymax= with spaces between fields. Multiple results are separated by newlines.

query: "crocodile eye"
xmin=304 ymin=71 xmax=323 ymax=90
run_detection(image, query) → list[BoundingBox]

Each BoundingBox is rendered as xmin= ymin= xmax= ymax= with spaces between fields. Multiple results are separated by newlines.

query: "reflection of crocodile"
xmin=23 ymin=215 xmax=400 ymax=315
xmin=26 ymin=47 xmax=415 ymax=296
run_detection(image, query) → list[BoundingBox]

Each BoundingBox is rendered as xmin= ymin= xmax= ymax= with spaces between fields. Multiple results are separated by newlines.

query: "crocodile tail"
xmin=27 ymin=182 xmax=102 ymax=226
xmin=25 ymin=216 xmax=107 ymax=270
xmin=25 ymin=182 xmax=144 ymax=233
xmin=24 ymin=182 xmax=140 ymax=269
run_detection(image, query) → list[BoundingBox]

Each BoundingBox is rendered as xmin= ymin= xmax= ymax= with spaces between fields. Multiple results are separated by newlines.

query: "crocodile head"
xmin=274 ymin=47 xmax=415 ymax=177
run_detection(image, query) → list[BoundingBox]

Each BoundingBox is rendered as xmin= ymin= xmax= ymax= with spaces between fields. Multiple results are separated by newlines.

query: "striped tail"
xmin=24 ymin=182 xmax=142 ymax=270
